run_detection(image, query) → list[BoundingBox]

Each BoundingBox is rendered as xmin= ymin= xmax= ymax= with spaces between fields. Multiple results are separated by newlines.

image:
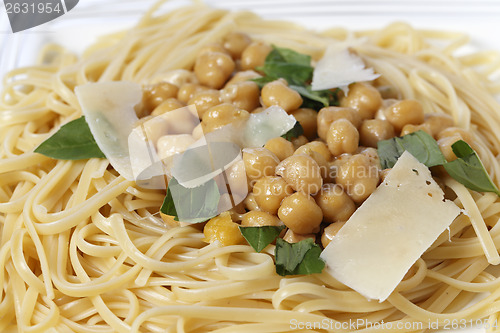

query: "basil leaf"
xmin=295 ymin=244 xmax=325 ymax=275
xmin=252 ymin=76 xmax=276 ymax=89
xmin=239 ymin=225 xmax=286 ymax=252
xmin=251 ymin=46 xmax=339 ymax=109
xmin=34 ymin=116 xmax=105 ymax=160
xmin=160 ymin=177 xmax=220 ymax=223
xmin=257 ymin=45 xmax=314 ymax=86
xmin=281 ymin=122 xmax=304 ymax=141
xmin=444 ymin=140 xmax=500 ymax=196
xmin=377 ymin=130 xmax=446 ymax=169
xmin=266 ymin=45 xmax=311 ymax=66
xmin=289 ymin=85 xmax=339 ymax=108
xmin=275 ymin=238 xmax=325 ymax=276
xmin=260 ymin=63 xmax=313 ymax=87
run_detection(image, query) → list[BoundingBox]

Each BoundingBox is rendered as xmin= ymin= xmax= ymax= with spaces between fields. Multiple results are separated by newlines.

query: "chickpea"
xmin=242 ymin=147 xmax=280 ymax=182
xmin=223 ymin=32 xmax=252 ymax=59
xmin=326 ymin=119 xmax=359 ymax=156
xmin=261 ymin=79 xmax=303 ymax=113
xmin=278 ymin=192 xmax=323 ymax=234
xmin=199 ymin=43 xmax=228 ymax=55
xmin=340 ymin=82 xmax=382 ymax=120
xmin=289 ymin=108 xmax=317 ymax=140
xmin=317 ymin=106 xmax=361 ymax=141
xmin=225 ymin=159 xmax=250 ymax=200
xmin=424 ymin=113 xmax=455 ymax=137
xmin=143 ymin=82 xmax=179 ymax=112
xmin=283 ymin=229 xmax=315 ymax=243
xmin=252 ymin=107 xmax=265 ymax=114
xmin=253 ymin=176 xmax=293 ymax=215
xmin=241 ymin=211 xmax=282 ymax=227
xmin=202 ymin=103 xmax=249 ymax=133
xmin=295 ymin=141 xmax=332 ymax=162
xmin=314 ymin=184 xmax=355 ymax=223
xmin=359 ymin=119 xmax=395 ymax=147
xmin=321 ymin=221 xmax=346 ymax=248
xmin=359 ymin=147 xmax=381 ymax=171
xmin=177 ymin=83 xmax=207 ymax=104
xmin=194 ymin=51 xmax=235 ymax=89
xmin=203 ymin=212 xmax=244 ymax=246
xmin=264 ymin=137 xmax=295 ymax=161
xmin=225 ymin=70 xmax=261 ymax=86
xmin=293 ymin=147 xmax=329 ymax=180
xmin=400 ymin=123 xmax=432 ymax=136
xmin=220 ymin=81 xmax=260 ymax=111
xmin=151 ymin=98 xmax=186 ymax=116
xmin=291 ymin=135 xmax=309 ymax=149
xmin=384 ymin=99 xmax=424 ymax=132
xmin=335 ymin=153 xmax=379 ymax=203
xmin=188 ymin=89 xmax=222 ymax=118
xmin=276 ymin=154 xmax=323 ymax=195
xmin=240 ymin=41 xmax=272 ymax=71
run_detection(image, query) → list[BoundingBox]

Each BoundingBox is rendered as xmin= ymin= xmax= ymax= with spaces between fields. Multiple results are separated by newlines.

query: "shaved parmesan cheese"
xmin=311 ymin=44 xmax=379 ymax=94
xmin=242 ymin=106 xmax=296 ymax=147
xmin=321 ymin=151 xmax=460 ymax=302
xmin=76 ymin=81 xmax=142 ymax=181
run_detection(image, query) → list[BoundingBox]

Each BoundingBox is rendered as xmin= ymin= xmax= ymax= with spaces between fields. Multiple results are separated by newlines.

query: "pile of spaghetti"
xmin=1 ymin=2 xmax=500 ymax=332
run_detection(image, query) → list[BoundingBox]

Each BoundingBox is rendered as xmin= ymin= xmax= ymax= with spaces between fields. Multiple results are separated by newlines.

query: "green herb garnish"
xmin=253 ymin=45 xmax=339 ymax=108
xmin=239 ymin=225 xmax=286 ymax=252
xmin=377 ymin=130 xmax=446 ymax=169
xmin=377 ymin=131 xmax=500 ymax=196
xmin=443 ymin=140 xmax=500 ymax=196
xmin=281 ymin=122 xmax=304 ymax=141
xmin=254 ymin=46 xmax=313 ymax=86
xmin=289 ymin=85 xmax=339 ymax=109
xmin=34 ymin=116 xmax=105 ymax=160
xmin=274 ymin=238 xmax=325 ymax=276
xmin=160 ymin=177 xmax=220 ymax=223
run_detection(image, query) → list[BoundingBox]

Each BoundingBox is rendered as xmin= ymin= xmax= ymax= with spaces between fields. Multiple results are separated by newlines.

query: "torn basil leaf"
xmin=256 ymin=45 xmax=313 ymax=86
xmin=239 ymin=225 xmax=285 ymax=252
xmin=289 ymin=85 xmax=338 ymax=108
xmin=281 ymin=122 xmax=304 ymax=141
xmin=160 ymin=177 xmax=220 ymax=223
xmin=443 ymin=140 xmax=500 ymax=196
xmin=377 ymin=130 xmax=446 ymax=169
xmin=275 ymin=238 xmax=325 ymax=276
xmin=252 ymin=45 xmax=339 ymax=108
xmin=34 ymin=116 xmax=105 ymax=160
xmin=377 ymin=131 xmax=500 ymax=196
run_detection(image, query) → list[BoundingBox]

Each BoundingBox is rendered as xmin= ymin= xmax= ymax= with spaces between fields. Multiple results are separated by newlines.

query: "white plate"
xmin=0 ymin=1 xmax=499 ymax=332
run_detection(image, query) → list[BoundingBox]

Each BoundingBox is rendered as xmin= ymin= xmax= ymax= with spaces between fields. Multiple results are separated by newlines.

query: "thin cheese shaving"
xmin=311 ymin=44 xmax=380 ymax=94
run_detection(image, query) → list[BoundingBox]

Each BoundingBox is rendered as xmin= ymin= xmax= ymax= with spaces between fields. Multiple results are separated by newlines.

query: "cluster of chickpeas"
xmin=145 ymin=31 xmax=475 ymax=249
